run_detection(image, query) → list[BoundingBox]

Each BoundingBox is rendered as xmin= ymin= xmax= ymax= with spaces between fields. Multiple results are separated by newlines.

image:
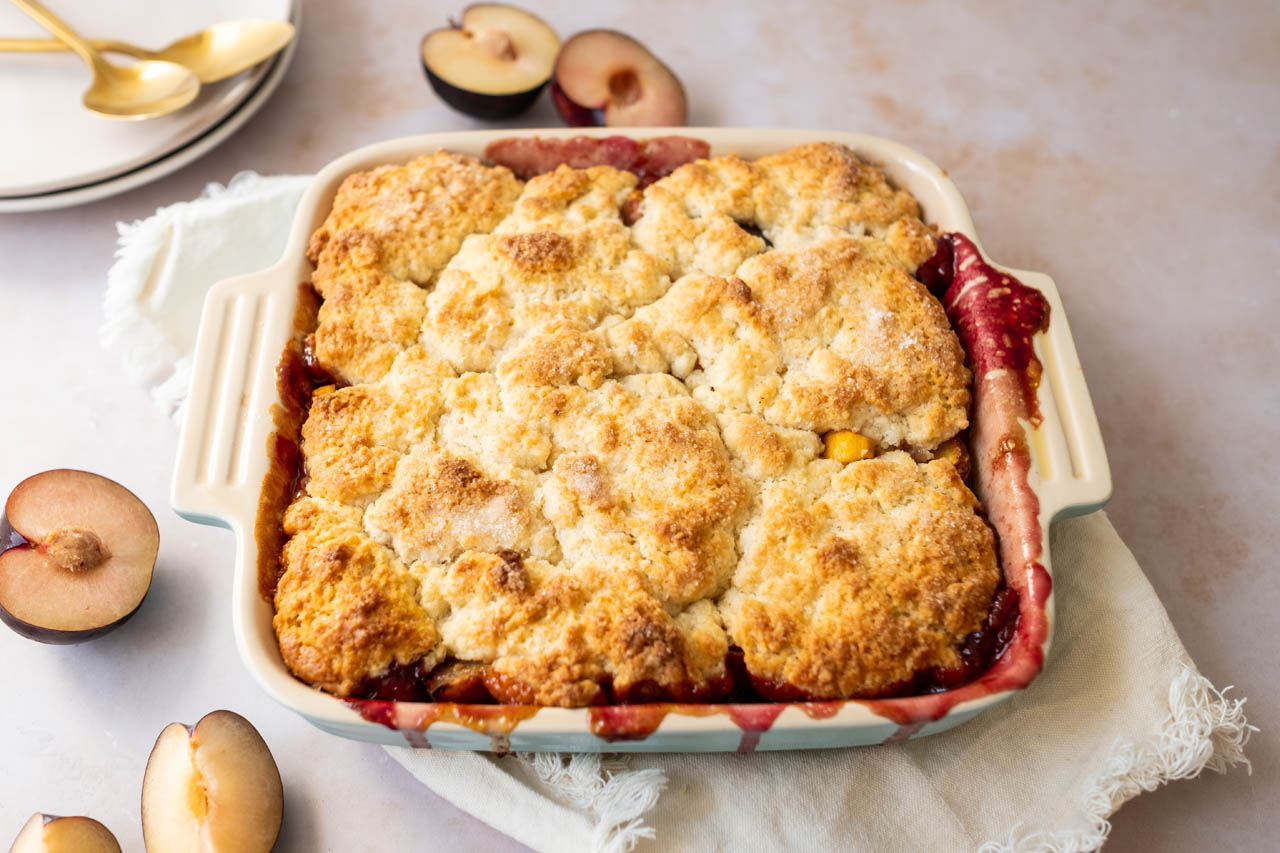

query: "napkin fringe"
xmin=524 ymin=753 xmax=667 ymax=853
xmin=980 ymin=662 xmax=1255 ymax=853
xmin=101 ymin=171 xmax=288 ymax=417
xmin=102 ymin=207 xmax=183 ymax=405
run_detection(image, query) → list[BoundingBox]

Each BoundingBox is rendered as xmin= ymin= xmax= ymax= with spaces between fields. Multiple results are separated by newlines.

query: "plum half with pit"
xmin=551 ymin=30 xmax=688 ymax=127
xmin=0 ymin=469 xmax=158 ymax=644
xmin=421 ymin=4 xmax=560 ymax=119
xmin=10 ymin=814 xmax=122 ymax=853
xmin=141 ymin=710 xmax=284 ymax=853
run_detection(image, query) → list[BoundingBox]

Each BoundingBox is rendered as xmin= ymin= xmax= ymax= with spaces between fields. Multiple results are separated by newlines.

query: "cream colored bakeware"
xmin=172 ymin=128 xmax=1110 ymax=752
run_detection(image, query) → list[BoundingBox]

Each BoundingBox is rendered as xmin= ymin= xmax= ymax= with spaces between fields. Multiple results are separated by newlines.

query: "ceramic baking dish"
xmin=172 ymin=128 xmax=1110 ymax=752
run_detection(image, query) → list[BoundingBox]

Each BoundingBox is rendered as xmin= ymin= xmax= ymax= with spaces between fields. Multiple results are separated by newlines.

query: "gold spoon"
xmin=0 ymin=19 xmax=295 ymax=84
xmin=11 ymin=0 xmax=199 ymax=120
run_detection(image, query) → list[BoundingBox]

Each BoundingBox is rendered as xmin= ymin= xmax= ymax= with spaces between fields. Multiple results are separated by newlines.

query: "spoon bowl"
xmin=145 ymin=19 xmax=294 ymax=83
xmin=12 ymin=0 xmax=202 ymax=120
xmin=82 ymin=57 xmax=200 ymax=119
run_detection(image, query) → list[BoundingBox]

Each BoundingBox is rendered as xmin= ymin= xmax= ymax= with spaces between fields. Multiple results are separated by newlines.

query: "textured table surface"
xmin=0 ymin=1 xmax=1274 ymax=850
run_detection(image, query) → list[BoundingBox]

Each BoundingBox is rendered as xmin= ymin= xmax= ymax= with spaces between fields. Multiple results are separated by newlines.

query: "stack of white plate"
xmin=0 ymin=0 xmax=298 ymax=213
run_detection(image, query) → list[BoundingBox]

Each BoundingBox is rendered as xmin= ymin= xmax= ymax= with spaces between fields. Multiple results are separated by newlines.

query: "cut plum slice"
xmin=10 ymin=814 xmax=122 ymax=853
xmin=422 ymin=4 xmax=560 ymax=119
xmin=0 ymin=469 xmax=158 ymax=643
xmin=552 ymin=30 xmax=687 ymax=126
xmin=141 ymin=710 xmax=284 ymax=853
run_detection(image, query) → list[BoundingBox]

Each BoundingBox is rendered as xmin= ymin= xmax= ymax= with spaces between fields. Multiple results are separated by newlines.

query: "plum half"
xmin=141 ymin=710 xmax=284 ymax=853
xmin=421 ymin=4 xmax=560 ymax=119
xmin=10 ymin=814 xmax=122 ymax=853
xmin=551 ymin=30 xmax=688 ymax=127
xmin=0 ymin=469 xmax=158 ymax=644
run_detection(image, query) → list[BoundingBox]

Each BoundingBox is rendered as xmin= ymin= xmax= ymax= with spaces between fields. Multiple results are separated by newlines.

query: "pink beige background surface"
xmin=0 ymin=1 xmax=1274 ymax=849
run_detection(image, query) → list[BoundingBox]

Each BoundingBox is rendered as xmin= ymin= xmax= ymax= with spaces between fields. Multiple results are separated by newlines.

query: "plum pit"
xmin=43 ymin=527 xmax=108 ymax=573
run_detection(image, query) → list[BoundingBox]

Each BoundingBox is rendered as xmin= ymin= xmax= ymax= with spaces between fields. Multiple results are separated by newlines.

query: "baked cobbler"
xmin=270 ymin=140 xmax=1007 ymax=707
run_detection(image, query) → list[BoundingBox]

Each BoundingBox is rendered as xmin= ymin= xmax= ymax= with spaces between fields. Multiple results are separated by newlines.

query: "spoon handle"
xmin=0 ymin=37 xmax=144 ymax=57
xmin=9 ymin=0 xmax=104 ymax=69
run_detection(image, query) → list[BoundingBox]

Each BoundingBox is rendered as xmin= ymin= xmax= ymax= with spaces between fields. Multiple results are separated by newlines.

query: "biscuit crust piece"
xmin=308 ymin=151 xmax=523 ymax=384
xmin=274 ymin=142 xmax=1000 ymax=705
xmin=274 ymin=498 xmax=442 ymax=696
xmin=607 ymin=237 xmax=969 ymax=450
xmin=418 ymin=554 xmax=730 ymax=706
xmin=720 ymin=452 xmax=1000 ymax=699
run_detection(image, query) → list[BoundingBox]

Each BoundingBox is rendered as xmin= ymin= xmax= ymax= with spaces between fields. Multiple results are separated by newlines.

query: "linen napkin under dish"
xmin=104 ymin=172 xmax=1255 ymax=852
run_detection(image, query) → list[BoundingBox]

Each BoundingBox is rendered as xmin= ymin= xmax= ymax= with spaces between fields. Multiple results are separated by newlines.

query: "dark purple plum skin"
xmin=550 ymin=80 xmax=605 ymax=127
xmin=0 ymin=513 xmax=145 ymax=645
xmin=0 ymin=590 xmax=143 ymax=644
xmin=0 ymin=511 xmax=20 ymax=550
xmin=421 ymin=53 xmax=547 ymax=120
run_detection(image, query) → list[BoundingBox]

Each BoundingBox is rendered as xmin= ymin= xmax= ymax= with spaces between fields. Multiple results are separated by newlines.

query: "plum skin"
xmin=549 ymin=80 xmax=605 ymax=126
xmin=0 ymin=587 xmax=146 ymax=644
xmin=422 ymin=59 xmax=548 ymax=120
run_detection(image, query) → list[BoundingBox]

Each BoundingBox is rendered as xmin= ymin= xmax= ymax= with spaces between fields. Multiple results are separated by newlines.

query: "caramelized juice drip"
xmin=930 ymin=233 xmax=1052 ymax=424
xmin=726 ymin=705 xmax=787 ymax=753
xmin=350 ymin=699 xmax=540 ymax=747
xmin=856 ymin=233 xmax=1055 ymax=735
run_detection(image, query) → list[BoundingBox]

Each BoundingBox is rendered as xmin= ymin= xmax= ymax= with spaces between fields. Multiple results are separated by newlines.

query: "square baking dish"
xmin=171 ymin=128 xmax=1110 ymax=752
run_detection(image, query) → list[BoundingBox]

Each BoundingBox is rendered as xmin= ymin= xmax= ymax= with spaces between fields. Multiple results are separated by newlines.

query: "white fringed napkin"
xmin=105 ymin=173 xmax=1255 ymax=853
xmin=102 ymin=172 xmax=312 ymax=418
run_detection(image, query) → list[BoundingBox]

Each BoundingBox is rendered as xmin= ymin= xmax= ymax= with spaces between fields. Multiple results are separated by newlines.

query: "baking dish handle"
xmin=171 ymin=264 xmax=299 ymax=531
xmin=1014 ymin=269 xmax=1113 ymax=518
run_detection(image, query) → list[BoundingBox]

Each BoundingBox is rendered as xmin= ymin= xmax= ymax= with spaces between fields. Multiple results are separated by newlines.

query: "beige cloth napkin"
xmin=105 ymin=174 xmax=1255 ymax=853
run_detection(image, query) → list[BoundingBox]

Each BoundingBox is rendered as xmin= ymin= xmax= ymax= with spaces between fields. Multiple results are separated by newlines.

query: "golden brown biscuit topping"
xmin=274 ymin=142 xmax=1000 ymax=706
